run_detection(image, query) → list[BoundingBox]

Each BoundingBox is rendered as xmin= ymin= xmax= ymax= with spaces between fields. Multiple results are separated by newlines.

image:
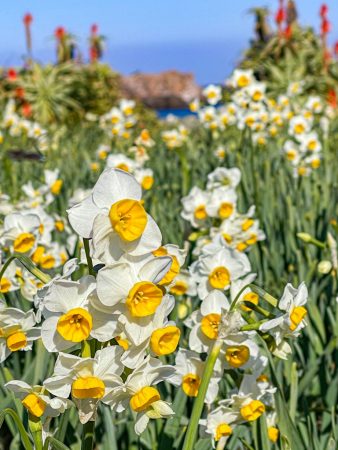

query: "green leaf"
xmin=0 ymin=408 xmax=33 ymax=450
xmin=43 ymin=436 xmax=71 ymax=450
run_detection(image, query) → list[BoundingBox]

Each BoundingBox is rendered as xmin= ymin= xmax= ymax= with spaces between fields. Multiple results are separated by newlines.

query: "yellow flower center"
xmin=252 ymin=91 xmax=263 ymax=102
xmin=308 ymin=140 xmax=317 ymax=151
xmin=225 ymin=345 xmax=250 ymax=368
xmin=241 ymin=291 xmax=259 ymax=311
xmin=208 ymin=266 xmax=230 ymax=289
xmin=311 ymin=159 xmax=320 ymax=169
xmin=150 ymin=326 xmax=180 ymax=356
xmin=22 ymin=393 xmax=46 ymax=418
xmin=222 ymin=233 xmax=232 ymax=243
xmin=116 ymin=163 xmax=129 ymax=172
xmin=57 ymin=307 xmax=93 ymax=342
xmin=51 ymin=179 xmax=63 ymax=195
xmin=219 ymin=202 xmax=234 ymax=219
xmin=130 ymin=386 xmax=160 ymax=412
xmin=256 ymin=374 xmax=269 ymax=383
xmin=109 ymin=199 xmax=147 ymax=242
xmin=286 ymin=150 xmax=296 ymax=161
xmin=13 ymin=233 xmax=35 ymax=253
xmin=242 ymin=218 xmax=254 ymax=231
xmin=289 ymin=306 xmax=307 ymax=331
xmin=246 ymin=234 xmax=257 ymax=246
xmin=215 ymin=423 xmax=232 ymax=441
xmin=39 ymin=223 xmax=44 ymax=234
xmin=0 ymin=277 xmax=11 ymax=293
xmin=126 ymin=281 xmax=163 ymax=317
xmin=237 ymin=75 xmax=249 ymax=87
xmin=55 ymin=220 xmax=65 ymax=232
xmin=194 ymin=205 xmax=207 ymax=220
xmin=268 ymin=426 xmax=279 ymax=443
xmin=40 ymin=254 xmax=56 ymax=270
xmin=170 ymin=280 xmax=188 ymax=296
xmin=240 ymin=400 xmax=265 ymax=421
xmin=7 ymin=331 xmax=27 ymax=351
xmin=32 ymin=246 xmax=45 ymax=265
xmin=201 ymin=313 xmax=221 ymax=340
xmin=294 ymin=123 xmax=305 ymax=134
xmin=141 ymin=176 xmax=154 ymax=190
xmin=115 ymin=336 xmax=129 ymax=351
xmin=72 ymin=376 xmax=105 ymax=399
xmin=182 ymin=373 xmax=200 ymax=397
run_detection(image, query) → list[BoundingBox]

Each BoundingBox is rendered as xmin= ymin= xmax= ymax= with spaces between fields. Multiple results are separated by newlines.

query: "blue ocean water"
xmin=156 ymin=109 xmax=196 ymax=119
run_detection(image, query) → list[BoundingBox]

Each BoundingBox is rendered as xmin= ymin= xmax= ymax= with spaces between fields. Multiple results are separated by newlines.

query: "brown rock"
xmin=120 ymin=70 xmax=201 ymax=109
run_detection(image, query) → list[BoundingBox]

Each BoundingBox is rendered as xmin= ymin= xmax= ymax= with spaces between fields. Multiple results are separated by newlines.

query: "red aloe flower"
xmin=284 ymin=24 xmax=292 ymax=39
xmin=23 ymin=13 xmax=33 ymax=26
xmin=320 ymin=4 xmax=328 ymax=18
xmin=22 ymin=103 xmax=32 ymax=118
xmin=275 ymin=7 xmax=285 ymax=25
xmin=334 ymin=41 xmax=338 ymax=56
xmin=15 ymin=87 xmax=25 ymax=99
xmin=7 ymin=68 xmax=17 ymax=82
xmin=55 ymin=26 xmax=65 ymax=40
xmin=321 ymin=18 xmax=331 ymax=35
xmin=91 ymin=24 xmax=98 ymax=35
xmin=327 ymin=89 xmax=337 ymax=108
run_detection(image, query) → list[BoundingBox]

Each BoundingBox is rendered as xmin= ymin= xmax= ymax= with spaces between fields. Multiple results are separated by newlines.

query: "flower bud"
xmin=317 ymin=260 xmax=332 ymax=274
xmin=297 ymin=232 xmax=312 ymax=243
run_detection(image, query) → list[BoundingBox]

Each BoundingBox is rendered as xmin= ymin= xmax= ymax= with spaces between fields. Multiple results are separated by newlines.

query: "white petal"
xmin=92 ymin=168 xmax=141 ymax=208
xmin=67 ymin=195 xmax=101 ymax=238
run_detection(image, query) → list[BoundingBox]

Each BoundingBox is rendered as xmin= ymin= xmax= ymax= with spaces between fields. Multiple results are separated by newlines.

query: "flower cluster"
xmin=189 ymin=69 xmax=332 ymax=177
xmin=181 ymin=166 xmax=265 ymax=255
xmin=0 ymin=100 xmax=48 ymax=151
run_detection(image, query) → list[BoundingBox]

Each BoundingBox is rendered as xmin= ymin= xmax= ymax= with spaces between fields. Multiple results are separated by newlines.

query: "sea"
xmin=156 ymin=108 xmax=196 ymax=119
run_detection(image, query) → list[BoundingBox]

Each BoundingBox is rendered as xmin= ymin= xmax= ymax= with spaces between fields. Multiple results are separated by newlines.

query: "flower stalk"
xmin=182 ymin=339 xmax=223 ymax=450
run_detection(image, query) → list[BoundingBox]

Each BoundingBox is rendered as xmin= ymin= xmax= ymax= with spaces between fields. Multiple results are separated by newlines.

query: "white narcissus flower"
xmin=203 ymin=84 xmax=222 ymax=105
xmin=105 ymin=154 xmax=137 ymax=173
xmin=298 ymin=132 xmax=322 ymax=154
xmin=169 ymin=270 xmax=197 ymax=297
xmin=104 ymin=356 xmax=175 ymax=435
xmin=259 ymin=282 xmax=308 ymax=340
xmin=206 ymin=167 xmax=241 ymax=190
xmin=67 ymin=169 xmax=161 ymax=261
xmin=1 ymin=212 xmax=40 ymax=255
xmin=96 ymin=255 xmax=172 ymax=346
xmin=289 ymin=116 xmax=311 ymax=138
xmin=134 ymin=168 xmax=154 ymax=191
xmin=206 ymin=187 xmax=237 ymax=220
xmin=114 ymin=295 xmax=180 ymax=368
xmin=228 ymin=69 xmax=254 ymax=89
xmin=200 ymin=405 xmax=239 ymax=447
xmin=0 ymin=261 xmax=20 ymax=294
xmin=169 ymin=349 xmax=222 ymax=404
xmin=0 ymin=308 xmax=40 ymax=362
xmin=152 ymin=244 xmax=186 ymax=287
xmin=190 ymin=247 xmax=251 ymax=299
xmin=5 ymin=380 xmax=72 ymax=419
xmin=44 ymin=346 xmax=124 ymax=424
xmin=181 ymin=187 xmax=210 ymax=228
xmin=40 ymin=276 xmax=118 ymax=352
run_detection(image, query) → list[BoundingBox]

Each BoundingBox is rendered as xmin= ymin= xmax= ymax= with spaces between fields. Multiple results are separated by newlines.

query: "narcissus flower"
xmin=1 ymin=212 xmax=40 ymax=255
xmin=40 ymin=276 xmax=118 ymax=352
xmin=6 ymin=380 xmax=72 ymax=419
xmin=67 ymin=169 xmax=161 ymax=261
xmin=169 ymin=348 xmax=222 ymax=403
xmin=190 ymin=246 xmax=251 ymax=299
xmin=104 ymin=356 xmax=175 ymax=435
xmin=203 ymin=84 xmax=222 ymax=106
xmin=44 ymin=346 xmax=124 ymax=423
xmin=0 ymin=308 xmax=40 ymax=362
xmin=260 ymin=282 xmax=308 ymax=341
xmin=200 ymin=405 xmax=238 ymax=446
xmin=181 ymin=187 xmax=210 ymax=228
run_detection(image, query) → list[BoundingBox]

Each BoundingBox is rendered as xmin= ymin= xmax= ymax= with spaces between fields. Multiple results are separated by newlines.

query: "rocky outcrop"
xmin=120 ymin=70 xmax=201 ymax=109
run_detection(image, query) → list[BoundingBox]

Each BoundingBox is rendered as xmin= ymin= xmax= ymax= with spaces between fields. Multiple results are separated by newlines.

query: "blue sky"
xmin=1 ymin=0 xmax=337 ymax=83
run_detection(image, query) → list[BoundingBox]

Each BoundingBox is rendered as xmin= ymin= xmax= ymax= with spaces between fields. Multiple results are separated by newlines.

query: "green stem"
xmin=28 ymin=415 xmax=43 ymax=450
xmin=83 ymin=238 xmax=95 ymax=276
xmin=182 ymin=339 xmax=222 ymax=450
xmin=82 ymin=420 xmax=95 ymax=450
xmin=230 ymin=283 xmax=278 ymax=311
